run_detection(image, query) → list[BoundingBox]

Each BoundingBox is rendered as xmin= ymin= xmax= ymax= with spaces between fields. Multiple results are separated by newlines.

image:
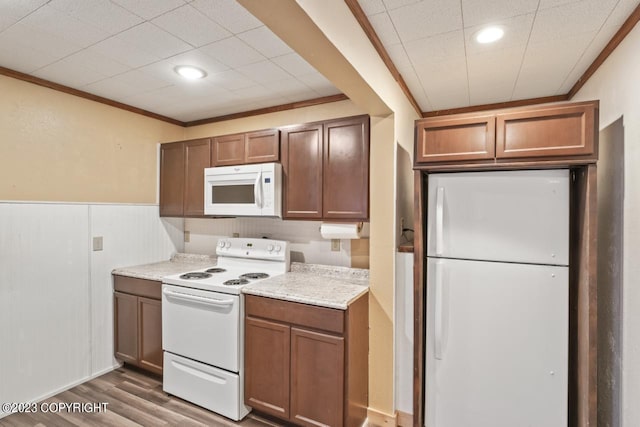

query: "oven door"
xmin=162 ymin=284 xmax=240 ymax=372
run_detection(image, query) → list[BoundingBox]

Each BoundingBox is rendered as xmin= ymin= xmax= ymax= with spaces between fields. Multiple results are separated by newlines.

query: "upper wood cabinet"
xmin=159 ymin=142 xmax=185 ymax=217
xmin=160 ymin=138 xmax=211 ymax=217
xmin=282 ymin=115 xmax=370 ymax=221
xmin=415 ymin=100 xmax=598 ymax=168
xmin=212 ymin=129 xmax=279 ymax=166
xmin=281 ymin=123 xmax=324 ymax=219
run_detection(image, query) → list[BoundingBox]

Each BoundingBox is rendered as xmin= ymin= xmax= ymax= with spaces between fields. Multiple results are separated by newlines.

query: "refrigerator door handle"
xmin=435 ymin=186 xmax=444 ymax=255
xmin=434 ymin=260 xmax=444 ymax=360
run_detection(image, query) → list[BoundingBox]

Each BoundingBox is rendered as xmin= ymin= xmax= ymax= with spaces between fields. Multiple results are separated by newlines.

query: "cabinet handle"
xmin=254 ymin=171 xmax=263 ymax=208
xmin=162 ymin=289 xmax=234 ymax=308
xmin=434 ymin=260 xmax=444 ymax=360
xmin=435 ymin=186 xmax=444 ymax=255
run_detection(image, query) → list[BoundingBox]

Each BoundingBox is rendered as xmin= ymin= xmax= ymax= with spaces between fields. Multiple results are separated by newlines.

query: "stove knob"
xmin=218 ymin=241 xmax=225 ymax=248
xmin=274 ymin=244 xmax=281 ymax=252
xmin=224 ymin=241 xmax=231 ymax=248
xmin=267 ymin=244 xmax=274 ymax=252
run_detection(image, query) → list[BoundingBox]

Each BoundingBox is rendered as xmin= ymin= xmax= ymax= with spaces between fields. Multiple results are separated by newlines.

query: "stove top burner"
xmin=239 ymin=272 xmax=270 ymax=280
xmin=205 ymin=268 xmax=227 ymax=273
xmin=223 ymin=278 xmax=250 ymax=286
xmin=179 ymin=272 xmax=213 ymax=280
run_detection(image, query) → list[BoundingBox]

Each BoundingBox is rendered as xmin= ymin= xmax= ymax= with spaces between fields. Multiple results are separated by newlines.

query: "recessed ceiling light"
xmin=174 ymin=65 xmax=207 ymax=80
xmin=475 ymin=26 xmax=504 ymax=44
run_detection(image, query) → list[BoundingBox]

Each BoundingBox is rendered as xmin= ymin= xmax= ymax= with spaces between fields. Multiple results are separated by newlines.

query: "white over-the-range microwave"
xmin=204 ymin=162 xmax=282 ymax=217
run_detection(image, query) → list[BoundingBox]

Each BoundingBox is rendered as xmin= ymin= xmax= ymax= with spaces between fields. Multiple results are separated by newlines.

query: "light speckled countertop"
xmin=112 ymin=253 xmax=217 ymax=281
xmin=242 ymin=262 xmax=369 ymax=310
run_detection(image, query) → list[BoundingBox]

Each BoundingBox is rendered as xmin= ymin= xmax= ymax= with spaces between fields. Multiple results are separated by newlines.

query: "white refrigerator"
xmin=425 ymin=169 xmax=569 ymax=427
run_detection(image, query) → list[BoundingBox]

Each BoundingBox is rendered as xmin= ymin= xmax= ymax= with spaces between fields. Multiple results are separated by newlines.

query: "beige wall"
xmin=184 ymin=99 xmax=364 ymax=138
xmin=571 ymin=23 xmax=640 ymax=427
xmin=0 ymin=75 xmax=184 ymax=203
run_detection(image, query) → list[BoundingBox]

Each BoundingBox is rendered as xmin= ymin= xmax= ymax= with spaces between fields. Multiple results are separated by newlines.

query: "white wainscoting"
xmin=185 ymin=217 xmax=369 ymax=267
xmin=395 ymin=251 xmax=414 ymax=415
xmin=0 ymin=202 xmax=183 ymax=417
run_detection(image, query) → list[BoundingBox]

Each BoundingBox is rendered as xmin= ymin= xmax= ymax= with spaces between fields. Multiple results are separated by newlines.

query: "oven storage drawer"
xmin=163 ymin=352 xmax=248 ymax=421
xmin=162 ymin=284 xmax=240 ymax=372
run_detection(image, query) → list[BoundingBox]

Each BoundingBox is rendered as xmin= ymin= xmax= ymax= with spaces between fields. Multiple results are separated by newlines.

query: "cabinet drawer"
xmin=496 ymin=103 xmax=597 ymax=159
xmin=113 ymin=275 xmax=161 ymax=299
xmin=245 ymin=295 xmax=344 ymax=334
xmin=416 ymin=115 xmax=495 ymax=163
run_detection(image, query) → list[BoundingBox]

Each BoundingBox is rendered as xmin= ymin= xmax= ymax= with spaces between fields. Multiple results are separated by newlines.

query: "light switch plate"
xmin=92 ymin=236 xmax=103 ymax=251
xmin=331 ymin=239 xmax=340 ymax=251
xmin=184 ymin=231 xmax=190 ymax=243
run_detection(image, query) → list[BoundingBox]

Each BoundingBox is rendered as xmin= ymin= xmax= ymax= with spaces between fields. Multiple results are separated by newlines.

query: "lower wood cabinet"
xmin=244 ymin=294 xmax=368 ymax=427
xmin=113 ymin=275 xmax=163 ymax=375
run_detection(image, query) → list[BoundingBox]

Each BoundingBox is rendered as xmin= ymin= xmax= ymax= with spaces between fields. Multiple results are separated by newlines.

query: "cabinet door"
xmin=138 ymin=297 xmax=163 ymax=375
xmin=323 ymin=116 xmax=369 ymax=220
xmin=212 ymin=133 xmax=245 ymax=166
xmin=245 ymin=317 xmax=291 ymax=419
xmin=291 ymin=327 xmax=345 ymax=427
xmin=415 ymin=115 xmax=495 ymax=163
xmin=281 ymin=124 xmax=323 ymax=219
xmin=184 ymin=138 xmax=211 ymax=216
xmin=114 ymin=292 xmax=138 ymax=365
xmin=495 ymin=102 xmax=597 ymax=159
xmin=246 ymin=129 xmax=280 ymax=164
xmin=159 ymin=142 xmax=185 ymax=217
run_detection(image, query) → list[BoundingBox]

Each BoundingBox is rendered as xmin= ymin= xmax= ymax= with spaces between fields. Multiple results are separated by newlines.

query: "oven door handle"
xmin=162 ymin=289 xmax=235 ymax=308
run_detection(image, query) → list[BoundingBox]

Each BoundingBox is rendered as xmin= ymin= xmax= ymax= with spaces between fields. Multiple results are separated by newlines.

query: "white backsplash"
xmin=185 ymin=218 xmax=369 ymax=268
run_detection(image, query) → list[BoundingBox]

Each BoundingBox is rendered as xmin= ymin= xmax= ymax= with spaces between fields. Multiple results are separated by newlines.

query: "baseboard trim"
xmin=397 ymin=410 xmax=413 ymax=427
xmin=366 ymin=407 xmax=398 ymax=426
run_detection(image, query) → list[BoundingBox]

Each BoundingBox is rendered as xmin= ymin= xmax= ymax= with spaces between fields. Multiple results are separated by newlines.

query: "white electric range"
xmin=161 ymin=238 xmax=290 ymax=421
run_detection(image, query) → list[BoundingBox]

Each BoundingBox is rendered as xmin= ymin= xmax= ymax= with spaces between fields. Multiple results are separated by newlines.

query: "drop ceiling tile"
xmin=199 ymin=37 xmax=264 ymax=68
xmin=0 ymin=0 xmax=48 ymax=32
xmin=83 ymin=77 xmax=142 ymax=101
xmin=603 ymin=0 xmax=640 ymax=27
xmin=383 ymin=0 xmax=423 ymax=11
xmin=0 ymin=22 xmax=82 ymax=61
xmin=297 ymin=72 xmax=342 ymax=96
xmin=19 ymin=4 xmax=110 ymax=49
xmin=237 ymin=60 xmax=291 ymax=84
xmin=464 ymin=13 xmax=534 ymax=55
xmin=208 ymin=69 xmax=255 ymax=91
xmin=0 ymin=30 xmax=61 ymax=73
xmin=358 ymin=0 xmax=386 ymax=16
xmin=48 ymin=0 xmax=142 ymax=35
xmin=538 ymin=0 xmax=584 ymax=10
xmin=272 ymin=53 xmax=317 ymax=77
xmin=397 ymin=66 xmax=432 ymax=111
xmin=267 ymin=79 xmax=317 ymax=101
xmin=385 ymin=43 xmax=413 ymax=71
xmin=118 ymin=22 xmax=192 ymax=60
xmin=416 ymin=57 xmax=469 ymax=109
xmin=63 ymin=48 xmax=131 ymax=77
xmin=33 ymin=59 xmax=106 ymax=87
xmin=467 ymin=46 xmax=524 ymax=103
xmin=389 ymin=0 xmax=462 ymax=42
xmin=190 ymin=0 xmax=262 ymax=34
xmin=111 ymin=0 xmax=186 ymax=20
xmin=529 ymin=0 xmax=618 ymax=44
xmin=151 ymin=4 xmax=230 ymax=47
xmin=368 ymin=12 xmax=401 ymax=47
xmin=238 ymin=27 xmax=293 ymax=59
xmin=90 ymin=34 xmax=158 ymax=68
xmin=404 ymin=30 xmax=465 ymax=67
xmin=461 ymin=0 xmax=538 ymax=28
xmin=111 ymin=69 xmax=173 ymax=93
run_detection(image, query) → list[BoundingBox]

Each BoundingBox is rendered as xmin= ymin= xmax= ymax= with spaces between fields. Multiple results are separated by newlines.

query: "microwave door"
xmin=208 ymin=178 xmax=260 ymax=216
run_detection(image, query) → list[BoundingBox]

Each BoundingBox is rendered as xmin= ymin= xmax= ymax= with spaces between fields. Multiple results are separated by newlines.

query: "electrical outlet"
xmin=331 ymin=239 xmax=340 ymax=251
xmin=232 ymin=232 xmax=240 ymax=237
xmin=184 ymin=231 xmax=190 ymax=243
xmin=92 ymin=236 xmax=103 ymax=251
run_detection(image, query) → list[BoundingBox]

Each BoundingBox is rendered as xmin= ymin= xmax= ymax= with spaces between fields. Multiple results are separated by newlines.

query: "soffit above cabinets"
xmin=357 ymin=0 xmax=640 ymax=112
xmin=0 ymin=0 xmax=340 ymax=122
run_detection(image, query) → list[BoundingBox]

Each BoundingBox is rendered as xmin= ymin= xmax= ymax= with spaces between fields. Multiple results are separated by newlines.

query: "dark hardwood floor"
xmin=0 ymin=366 xmax=283 ymax=427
